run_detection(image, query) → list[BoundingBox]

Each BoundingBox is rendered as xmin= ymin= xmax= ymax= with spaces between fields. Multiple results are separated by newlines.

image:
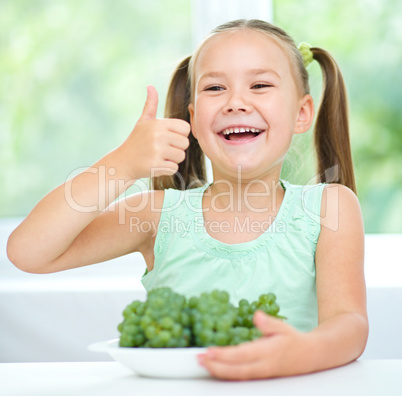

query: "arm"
xmin=306 ymin=183 xmax=368 ymax=370
xmin=7 ymin=86 xmax=190 ymax=273
xmin=198 ymin=184 xmax=368 ymax=380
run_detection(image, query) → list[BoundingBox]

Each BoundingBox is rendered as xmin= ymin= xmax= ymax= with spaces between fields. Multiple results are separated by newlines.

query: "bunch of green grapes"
xmin=118 ymin=288 xmax=285 ymax=348
xmin=235 ymin=293 xmax=285 ymax=329
xmin=118 ymin=288 xmax=191 ymax=348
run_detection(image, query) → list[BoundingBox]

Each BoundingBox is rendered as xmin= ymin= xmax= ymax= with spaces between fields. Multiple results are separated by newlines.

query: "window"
xmin=2 ymin=0 xmax=401 ymax=233
xmin=1 ymin=0 xmax=191 ymax=216
xmin=274 ymin=0 xmax=402 ymax=233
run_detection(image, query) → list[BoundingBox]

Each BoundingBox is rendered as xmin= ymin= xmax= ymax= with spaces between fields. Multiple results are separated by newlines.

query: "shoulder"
xmin=319 ymin=183 xmax=363 ymax=232
xmin=316 ymin=183 xmax=364 ymax=266
xmin=112 ymin=189 xmax=166 ymax=227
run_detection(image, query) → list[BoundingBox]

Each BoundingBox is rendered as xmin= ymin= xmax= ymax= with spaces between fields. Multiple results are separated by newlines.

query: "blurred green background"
xmin=1 ymin=0 xmax=401 ymax=232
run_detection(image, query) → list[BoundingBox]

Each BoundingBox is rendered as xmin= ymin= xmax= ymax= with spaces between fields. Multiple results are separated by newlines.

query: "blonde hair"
xmin=150 ymin=19 xmax=356 ymax=194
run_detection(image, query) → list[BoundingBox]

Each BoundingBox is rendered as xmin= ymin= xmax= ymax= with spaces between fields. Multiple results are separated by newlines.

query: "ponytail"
xmin=311 ymin=48 xmax=356 ymax=194
xmin=149 ymin=56 xmax=207 ymax=191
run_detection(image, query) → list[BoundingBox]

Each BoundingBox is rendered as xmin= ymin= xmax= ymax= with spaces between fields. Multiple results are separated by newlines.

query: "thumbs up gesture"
xmin=117 ymin=85 xmax=191 ymax=179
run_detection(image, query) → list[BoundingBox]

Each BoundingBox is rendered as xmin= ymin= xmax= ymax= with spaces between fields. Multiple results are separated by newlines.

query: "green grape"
xmin=238 ymin=304 xmax=249 ymax=316
xmin=215 ymin=331 xmax=229 ymax=346
xmin=180 ymin=310 xmax=191 ymax=327
xmin=160 ymin=317 xmax=174 ymax=330
xmin=158 ymin=330 xmax=171 ymax=343
xmin=189 ymin=296 xmax=198 ymax=309
xmin=217 ymin=315 xmax=232 ymax=332
xmin=239 ymin=299 xmax=249 ymax=307
xmin=150 ymin=337 xmax=163 ymax=348
xmin=177 ymin=338 xmax=188 ymax=347
xmin=172 ymin=323 xmax=182 ymax=338
xmin=129 ymin=300 xmax=143 ymax=313
xmin=268 ymin=302 xmax=280 ymax=316
xmin=199 ymin=329 xmax=213 ymax=344
xmin=230 ymin=336 xmax=243 ymax=345
xmin=123 ymin=324 xmax=139 ymax=335
xmin=243 ymin=315 xmax=254 ymax=328
xmin=134 ymin=333 xmax=146 ymax=346
xmin=250 ymin=328 xmax=262 ymax=340
xmin=135 ymin=303 xmax=146 ymax=316
xmin=123 ymin=306 xmax=133 ymax=319
xmin=140 ymin=315 xmax=152 ymax=330
xmin=166 ymin=338 xmax=179 ymax=347
xmin=201 ymin=316 xmax=214 ymax=329
xmin=119 ymin=334 xmax=135 ymax=347
xmin=259 ymin=293 xmax=276 ymax=305
xmin=144 ymin=325 xmax=157 ymax=339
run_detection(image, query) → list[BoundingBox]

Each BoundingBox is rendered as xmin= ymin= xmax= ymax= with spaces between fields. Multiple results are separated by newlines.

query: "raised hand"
xmin=116 ymin=85 xmax=191 ymax=179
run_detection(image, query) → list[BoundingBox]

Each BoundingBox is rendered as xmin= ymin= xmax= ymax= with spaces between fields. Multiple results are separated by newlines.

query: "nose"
xmin=223 ymin=91 xmax=252 ymax=114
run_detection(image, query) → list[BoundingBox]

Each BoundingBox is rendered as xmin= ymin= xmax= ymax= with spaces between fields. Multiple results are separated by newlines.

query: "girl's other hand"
xmin=198 ymin=311 xmax=311 ymax=380
xmin=115 ymin=85 xmax=191 ymax=179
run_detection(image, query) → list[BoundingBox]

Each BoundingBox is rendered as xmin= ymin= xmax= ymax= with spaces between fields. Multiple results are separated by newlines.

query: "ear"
xmin=188 ymin=102 xmax=197 ymax=139
xmin=294 ymin=94 xmax=314 ymax=134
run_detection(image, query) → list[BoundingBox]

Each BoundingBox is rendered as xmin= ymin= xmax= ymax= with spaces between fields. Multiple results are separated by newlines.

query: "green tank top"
xmin=141 ymin=180 xmax=326 ymax=332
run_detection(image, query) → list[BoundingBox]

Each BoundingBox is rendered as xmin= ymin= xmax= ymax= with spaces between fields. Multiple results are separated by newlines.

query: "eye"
xmin=252 ymin=83 xmax=273 ymax=89
xmin=205 ymin=85 xmax=225 ymax=91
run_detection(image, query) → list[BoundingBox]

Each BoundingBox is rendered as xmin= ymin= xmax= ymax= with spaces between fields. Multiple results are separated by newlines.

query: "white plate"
xmin=88 ymin=339 xmax=210 ymax=378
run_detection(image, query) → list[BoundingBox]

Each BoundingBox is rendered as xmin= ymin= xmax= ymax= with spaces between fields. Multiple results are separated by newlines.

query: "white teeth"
xmin=221 ymin=127 xmax=263 ymax=135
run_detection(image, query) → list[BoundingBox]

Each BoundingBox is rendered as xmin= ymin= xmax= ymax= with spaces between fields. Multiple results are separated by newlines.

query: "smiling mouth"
xmin=220 ymin=127 xmax=264 ymax=141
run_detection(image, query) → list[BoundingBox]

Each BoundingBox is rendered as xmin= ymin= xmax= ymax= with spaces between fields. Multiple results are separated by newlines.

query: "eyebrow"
xmin=199 ymin=68 xmax=281 ymax=81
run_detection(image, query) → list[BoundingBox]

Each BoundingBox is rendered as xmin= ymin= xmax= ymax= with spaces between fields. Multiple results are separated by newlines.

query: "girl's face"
xmin=188 ymin=29 xmax=314 ymax=182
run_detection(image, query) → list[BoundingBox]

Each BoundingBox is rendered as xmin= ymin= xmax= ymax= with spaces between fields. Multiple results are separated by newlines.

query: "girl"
xmin=7 ymin=20 xmax=368 ymax=380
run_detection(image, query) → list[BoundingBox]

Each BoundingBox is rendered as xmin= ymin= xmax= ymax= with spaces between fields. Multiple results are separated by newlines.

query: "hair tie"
xmin=298 ymin=42 xmax=314 ymax=68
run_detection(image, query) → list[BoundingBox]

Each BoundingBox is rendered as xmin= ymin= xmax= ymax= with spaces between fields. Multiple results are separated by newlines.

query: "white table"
xmin=0 ymin=360 xmax=401 ymax=396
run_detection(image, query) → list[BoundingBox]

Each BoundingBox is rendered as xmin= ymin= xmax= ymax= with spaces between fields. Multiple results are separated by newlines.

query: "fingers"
xmin=165 ymin=118 xmax=191 ymax=136
xmin=139 ymin=85 xmax=159 ymax=121
xmin=139 ymin=86 xmax=191 ymax=136
xmin=164 ymin=145 xmax=187 ymax=164
xmin=150 ymin=146 xmax=187 ymax=177
xmin=254 ymin=310 xmax=290 ymax=336
xmin=199 ymin=357 xmax=267 ymax=381
xmin=169 ymin=133 xmax=190 ymax=151
xmin=201 ymin=340 xmax=263 ymax=365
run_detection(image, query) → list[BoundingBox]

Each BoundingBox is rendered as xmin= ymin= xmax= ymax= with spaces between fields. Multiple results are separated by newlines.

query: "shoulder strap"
xmin=300 ymin=183 xmax=326 ymax=249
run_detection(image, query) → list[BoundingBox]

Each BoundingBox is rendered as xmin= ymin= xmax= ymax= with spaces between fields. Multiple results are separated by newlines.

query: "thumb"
xmin=139 ymin=85 xmax=158 ymax=121
xmin=253 ymin=310 xmax=287 ymax=336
